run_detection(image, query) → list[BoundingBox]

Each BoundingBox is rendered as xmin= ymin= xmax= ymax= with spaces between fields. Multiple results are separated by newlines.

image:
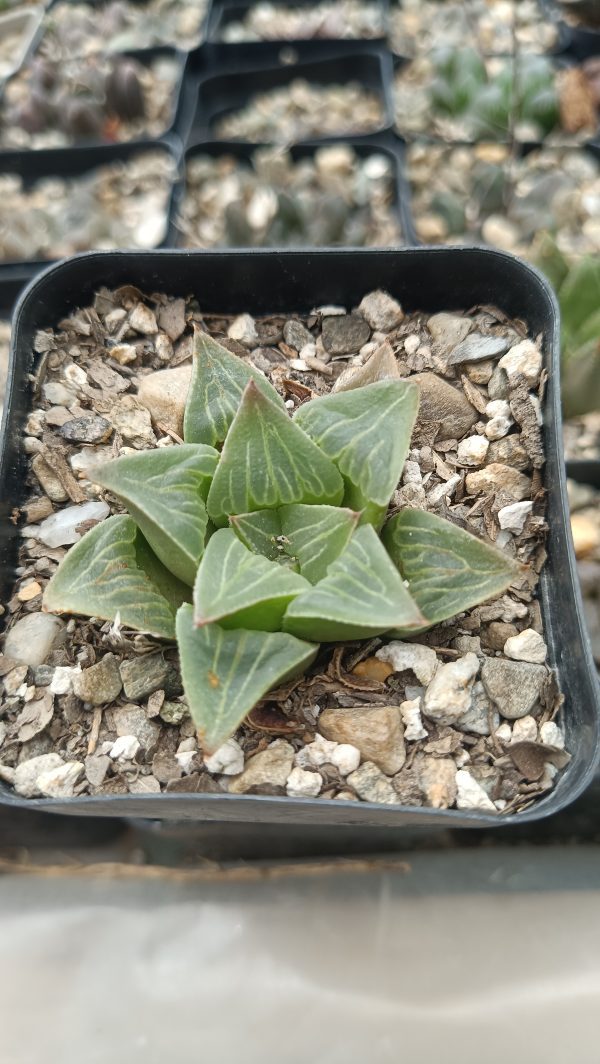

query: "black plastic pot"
xmin=166 ymin=134 xmax=413 ymax=247
xmin=0 ymin=139 xmax=181 ymax=270
xmin=182 ymin=45 xmax=394 ymax=146
xmin=1 ymin=247 xmax=598 ymax=844
xmin=207 ymin=0 xmax=390 ymax=47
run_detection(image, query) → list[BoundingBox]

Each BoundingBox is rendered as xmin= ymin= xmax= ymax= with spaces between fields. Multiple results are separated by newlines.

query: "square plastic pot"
xmin=0 ymin=247 xmax=598 ymax=843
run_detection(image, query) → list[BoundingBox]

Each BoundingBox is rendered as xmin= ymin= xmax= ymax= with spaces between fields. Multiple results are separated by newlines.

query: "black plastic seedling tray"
xmin=207 ymin=0 xmax=390 ymax=47
xmin=166 ymin=133 xmax=414 ymax=246
xmin=183 ymin=45 xmax=394 ymax=146
xmin=0 ymin=247 xmax=598 ymax=847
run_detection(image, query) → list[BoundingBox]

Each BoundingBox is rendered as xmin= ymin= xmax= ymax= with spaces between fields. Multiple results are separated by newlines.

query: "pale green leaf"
xmin=382 ymin=508 xmax=520 ymax=630
xmin=558 ymin=255 xmax=600 ymax=344
xmin=194 ymin=529 xmax=309 ymax=630
xmin=43 ymin=515 xmax=190 ymax=639
xmin=283 ymin=525 xmax=424 ymax=642
xmin=176 ymin=604 xmax=318 ymax=753
xmin=207 ymin=380 xmax=344 ymax=527
xmin=183 ymin=328 xmax=285 ymax=447
xmin=229 ymin=509 xmax=283 ymax=562
xmin=93 ymin=444 xmax=218 ymax=586
xmin=294 ymin=379 xmax=419 ymax=527
xmin=279 ymin=504 xmax=360 ymax=584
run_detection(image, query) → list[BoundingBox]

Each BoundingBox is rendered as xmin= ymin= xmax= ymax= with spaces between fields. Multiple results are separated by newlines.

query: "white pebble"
xmin=129 ymin=303 xmax=158 ymax=335
xmin=109 ymin=735 xmax=140 ymax=760
xmin=427 ymin=473 xmax=461 ymax=506
xmin=498 ymin=501 xmax=533 ymax=535
xmin=485 ymin=400 xmax=514 ymax=440
xmin=49 ymin=665 xmax=81 ymax=695
xmin=404 ymin=334 xmax=420 ymax=356
xmin=457 ymin=435 xmax=489 ymax=466
xmin=499 ymin=340 xmax=542 ymax=386
xmin=63 ymin=363 xmax=88 ymax=389
xmin=295 ymin=733 xmax=338 ymax=768
xmin=228 ymin=313 xmax=258 ymax=347
xmin=289 ymin=359 xmax=309 ymax=371
xmin=539 ymin=721 xmax=565 ymax=749
xmin=423 ymin=654 xmax=480 ymax=725
xmin=37 ymin=500 xmax=110 ymax=548
xmin=511 ymin=715 xmax=538 ymax=743
xmin=286 ymin=766 xmax=322 ymax=798
xmin=504 ymin=628 xmax=547 ymax=664
xmin=203 ymin=738 xmax=244 ymax=776
xmin=455 ymin=769 xmax=496 ymax=812
xmin=399 ymin=697 xmax=428 ymax=741
xmin=376 ymin=641 xmax=438 ymax=685
xmin=495 ymin=723 xmax=512 ymax=743
xmin=329 ymin=744 xmax=361 ymax=775
xmin=37 ymin=761 xmax=84 ymax=798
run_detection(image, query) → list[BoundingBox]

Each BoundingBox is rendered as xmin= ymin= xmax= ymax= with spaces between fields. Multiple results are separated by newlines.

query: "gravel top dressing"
xmin=39 ymin=0 xmax=208 ymax=56
xmin=390 ymin=0 xmax=558 ymax=56
xmin=216 ymin=1 xmax=386 ymax=41
xmin=0 ymin=286 xmax=567 ymax=811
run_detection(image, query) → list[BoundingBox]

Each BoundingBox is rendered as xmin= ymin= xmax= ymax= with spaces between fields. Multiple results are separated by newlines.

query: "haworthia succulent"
xmin=207 ymin=380 xmax=344 ymax=526
xmin=194 ymin=529 xmax=309 ymax=630
xmin=278 ymin=504 xmax=360 ymax=584
xmin=283 ymin=525 xmax=424 ymax=642
xmin=176 ymin=604 xmax=318 ymax=754
xmin=183 ymin=328 xmax=285 ymax=447
xmin=294 ymin=379 xmax=419 ymax=527
xmin=43 ymin=515 xmax=190 ymax=640
xmin=93 ymin=444 xmax=218 ymax=586
xmin=382 ymin=508 xmax=520 ymax=631
xmin=229 ymin=509 xmax=284 ymax=562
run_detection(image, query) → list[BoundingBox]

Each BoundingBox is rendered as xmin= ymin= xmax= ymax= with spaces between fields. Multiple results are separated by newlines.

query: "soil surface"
xmin=0 ymin=286 xmax=567 ymax=811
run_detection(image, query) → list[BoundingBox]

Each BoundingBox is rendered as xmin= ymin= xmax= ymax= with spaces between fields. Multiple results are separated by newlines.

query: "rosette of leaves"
xmin=43 ymin=328 xmax=518 ymax=754
xmin=536 ymin=236 xmax=600 ymax=419
xmin=429 ymin=48 xmax=559 ymax=140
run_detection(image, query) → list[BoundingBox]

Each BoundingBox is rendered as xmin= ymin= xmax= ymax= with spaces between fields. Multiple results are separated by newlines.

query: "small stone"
xmin=512 ymin=715 xmax=538 ymax=744
xmin=295 ymin=733 xmax=339 ymax=769
xmin=228 ymin=313 xmax=258 ymax=347
xmin=283 ymin=320 xmax=312 ymax=351
xmin=484 ymin=399 xmax=513 ymax=441
xmin=152 ymin=750 xmax=183 ymax=784
xmin=418 ymin=757 xmax=457 ymax=809
xmin=13 ymin=753 xmax=65 ymax=798
xmin=129 ymin=303 xmax=158 ymax=335
xmin=483 ymin=621 xmax=519 ymax=652
xmin=352 ymin=656 xmax=394 ymax=683
xmin=109 ymin=343 xmax=137 ymax=365
xmin=329 ymin=744 xmax=361 ymax=775
xmin=465 ymin=463 xmax=531 ymax=502
xmin=228 ymin=739 xmax=294 ymax=794
xmin=376 ymin=641 xmax=438 ymax=685
xmin=423 ymin=653 xmax=480 ymax=725
xmin=158 ymin=298 xmax=187 ymax=341
xmin=457 ymin=435 xmax=489 ymax=466
xmin=540 ymin=721 xmax=564 ymax=749
xmin=17 ymin=581 xmax=42 ymax=603
xmin=488 ymin=434 xmax=530 ymax=471
xmin=4 ymin=613 xmax=65 ymax=667
xmin=37 ymin=761 xmax=84 ymax=798
xmin=137 ymin=364 xmax=192 ymax=437
xmin=159 ymin=700 xmax=189 ymax=725
xmin=111 ymin=396 xmax=156 ymax=449
xmin=37 ymin=500 xmax=110 ymax=548
xmin=399 ymin=697 xmax=428 ymax=741
xmin=499 ymin=340 xmax=542 ymax=386
xmin=30 ymin=664 xmax=55 ymax=687
xmin=113 ymin=704 xmax=160 ymax=751
xmin=3 ymin=664 xmax=28 ymax=696
xmin=322 ymin=314 xmax=370 ymax=355
xmin=358 ymin=290 xmax=404 ymax=332
xmin=403 ymin=334 xmax=420 ymax=356
xmin=455 ymin=768 xmax=497 ymax=812
xmin=571 ymin=514 xmax=600 ymax=559
xmin=286 ymin=766 xmax=322 ymax=798
xmin=495 ymin=722 xmax=512 ymax=743
xmin=333 ymin=341 xmax=399 ymax=392
xmin=31 ymin=454 xmax=68 ymax=502
xmin=427 ymin=313 xmax=471 ymax=354
xmin=85 ymin=754 xmax=110 ymax=788
xmin=109 ymin=735 xmax=141 ymax=760
xmin=43 ymin=382 xmax=74 ymax=405
xmin=204 ymin=739 xmax=244 ymax=776
xmin=487 ymin=365 xmax=509 ymax=400
xmin=458 ymin=681 xmax=498 ymax=736
xmin=498 ymin=501 xmax=533 ymax=535
xmin=318 ymin=704 xmax=406 ymax=775
xmin=50 ymin=665 xmax=80 ymax=695
xmin=504 ymin=628 xmax=547 ymax=664
xmin=23 ymin=497 xmax=54 ymax=523
xmin=120 ymin=653 xmax=169 ymax=701
xmin=347 ymin=761 xmax=398 ymax=804
xmin=72 ymin=654 xmax=122 ymax=706
xmin=465 ymin=359 xmax=494 ymax=385
xmin=129 ymin=777 xmax=162 ymax=794
xmin=61 ymin=415 xmax=112 ymax=444
xmin=411 ymin=372 xmax=478 ymax=439
xmin=447 ymin=333 xmax=510 ymax=366
xmin=481 ymin=657 xmax=546 ymax=719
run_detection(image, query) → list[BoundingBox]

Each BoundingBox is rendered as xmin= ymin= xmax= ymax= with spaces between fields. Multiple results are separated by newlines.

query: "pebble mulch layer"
xmin=215 ymin=1 xmax=386 ymax=41
xmin=39 ymin=0 xmax=208 ymax=56
xmin=0 ymin=286 xmax=568 ymax=812
xmin=390 ymin=0 xmax=558 ymax=56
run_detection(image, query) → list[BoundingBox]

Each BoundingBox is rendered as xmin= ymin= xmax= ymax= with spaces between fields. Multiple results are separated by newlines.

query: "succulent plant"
xmin=43 ymin=330 xmax=518 ymax=753
xmin=429 ymin=48 xmax=560 ymax=139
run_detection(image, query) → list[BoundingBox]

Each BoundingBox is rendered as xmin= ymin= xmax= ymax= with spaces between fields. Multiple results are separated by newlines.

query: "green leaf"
xmin=207 ymin=380 xmax=344 ymax=527
xmin=558 ymin=256 xmax=600 ymax=344
xmin=533 ymin=232 xmax=569 ymax=293
xmin=176 ymin=604 xmax=318 ymax=753
xmin=283 ymin=525 xmax=424 ymax=642
xmin=279 ymin=504 xmax=360 ymax=584
xmin=43 ymin=515 xmax=190 ymax=639
xmin=382 ymin=508 xmax=520 ymax=630
xmin=93 ymin=444 xmax=218 ymax=586
xmin=561 ymin=338 xmax=600 ymax=419
xmin=229 ymin=509 xmax=283 ymax=562
xmin=194 ymin=529 xmax=309 ymax=630
xmin=183 ymin=328 xmax=285 ymax=447
xmin=294 ymin=379 xmax=419 ymax=528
